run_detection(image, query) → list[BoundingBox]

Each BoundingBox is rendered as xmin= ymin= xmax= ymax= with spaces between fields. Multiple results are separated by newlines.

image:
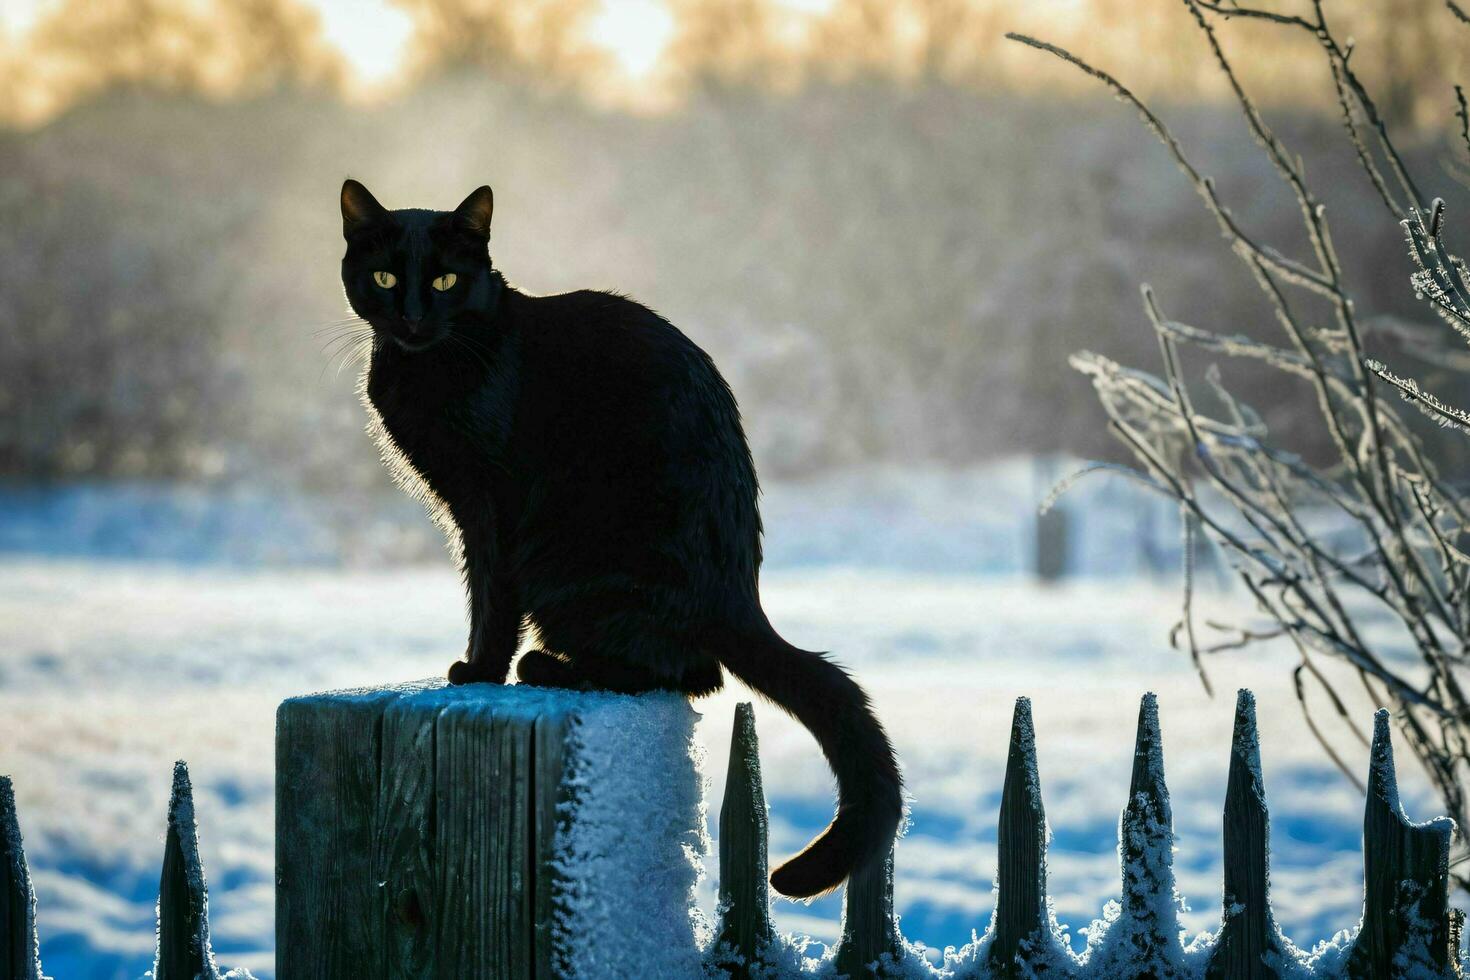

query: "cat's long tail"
xmin=713 ymin=612 xmax=903 ymax=899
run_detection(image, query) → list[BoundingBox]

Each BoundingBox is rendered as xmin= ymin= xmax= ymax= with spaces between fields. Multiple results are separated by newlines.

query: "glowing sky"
xmin=311 ymin=0 xmax=680 ymax=83
xmin=311 ymin=0 xmax=416 ymax=84
xmin=0 ymin=0 xmax=839 ymax=84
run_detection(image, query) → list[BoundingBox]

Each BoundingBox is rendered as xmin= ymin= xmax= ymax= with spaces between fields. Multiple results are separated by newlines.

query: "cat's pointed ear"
xmin=341 ymin=179 xmax=387 ymax=238
xmin=453 ymin=185 xmax=494 ymax=240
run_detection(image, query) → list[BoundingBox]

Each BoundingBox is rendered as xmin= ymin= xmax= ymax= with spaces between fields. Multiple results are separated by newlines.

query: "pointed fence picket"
xmin=155 ymin=760 xmax=222 ymax=980
xmin=714 ymin=702 xmax=776 ymax=977
xmin=2 ymin=775 xmax=42 ymax=980
xmin=713 ymin=690 xmax=1463 ymax=978
xmin=985 ymin=696 xmax=1047 ymax=978
xmin=2 ymin=762 xmax=221 ymax=980
xmin=0 ymin=688 xmax=1464 ymax=978
xmin=833 ymin=844 xmax=901 ymax=977
xmin=1206 ymin=690 xmax=1283 ymax=980
xmin=1114 ymin=692 xmax=1183 ymax=977
xmin=1346 ymin=711 xmax=1460 ymax=978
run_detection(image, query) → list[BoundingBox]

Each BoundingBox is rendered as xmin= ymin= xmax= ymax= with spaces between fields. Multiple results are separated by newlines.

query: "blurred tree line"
xmin=0 ymin=0 xmax=1467 ymax=491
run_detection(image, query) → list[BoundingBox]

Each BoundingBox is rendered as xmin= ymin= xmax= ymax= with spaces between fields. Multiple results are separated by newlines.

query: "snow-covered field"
xmin=0 ymin=466 xmax=1438 ymax=977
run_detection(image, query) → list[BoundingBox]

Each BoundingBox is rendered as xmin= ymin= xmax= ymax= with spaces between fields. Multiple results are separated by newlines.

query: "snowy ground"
xmin=0 ymin=466 xmax=1439 ymax=977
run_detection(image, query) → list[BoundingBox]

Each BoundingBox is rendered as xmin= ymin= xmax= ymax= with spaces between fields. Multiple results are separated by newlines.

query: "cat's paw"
xmin=447 ymin=659 xmax=504 ymax=685
xmin=515 ymin=649 xmax=581 ymax=689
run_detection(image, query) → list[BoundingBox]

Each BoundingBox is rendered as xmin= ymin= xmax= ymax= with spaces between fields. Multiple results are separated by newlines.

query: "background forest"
xmin=7 ymin=1 xmax=1470 ymax=975
xmin=3 ymin=0 xmax=1468 ymax=507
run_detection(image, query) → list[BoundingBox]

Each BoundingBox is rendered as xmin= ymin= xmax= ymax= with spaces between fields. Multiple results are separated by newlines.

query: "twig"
xmin=1009 ymin=1 xmax=1470 ymax=869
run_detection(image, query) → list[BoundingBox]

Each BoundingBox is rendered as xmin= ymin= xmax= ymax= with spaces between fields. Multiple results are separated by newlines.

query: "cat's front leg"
xmin=447 ymin=529 xmax=521 ymax=685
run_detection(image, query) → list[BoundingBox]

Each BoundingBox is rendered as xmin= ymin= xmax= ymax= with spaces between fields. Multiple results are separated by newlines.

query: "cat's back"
xmin=516 ymin=288 xmax=735 ymax=413
xmin=513 ymin=287 xmax=748 ymax=465
xmin=518 ymin=288 xmax=707 ymax=376
xmin=511 ymin=287 xmax=762 ymax=590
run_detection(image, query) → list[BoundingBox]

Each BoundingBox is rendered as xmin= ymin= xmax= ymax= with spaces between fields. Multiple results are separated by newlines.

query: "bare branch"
xmin=1366 ymin=359 xmax=1470 ymax=433
xmin=1015 ymin=1 xmax=1470 ymax=868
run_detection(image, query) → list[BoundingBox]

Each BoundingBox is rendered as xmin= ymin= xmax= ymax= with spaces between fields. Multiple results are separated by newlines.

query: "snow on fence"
xmin=0 ymin=686 xmax=1464 ymax=978
xmin=2 ymin=762 xmax=226 ymax=980
xmin=715 ymin=694 xmax=1462 ymax=977
xmin=274 ymin=680 xmax=707 ymax=978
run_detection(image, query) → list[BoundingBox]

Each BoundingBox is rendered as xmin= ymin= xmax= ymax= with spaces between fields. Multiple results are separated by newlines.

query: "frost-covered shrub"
xmin=1013 ymin=0 xmax=1470 ymax=884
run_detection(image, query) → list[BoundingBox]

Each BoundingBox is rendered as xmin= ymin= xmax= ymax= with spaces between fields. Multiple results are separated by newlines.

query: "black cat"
xmin=338 ymin=179 xmax=901 ymax=898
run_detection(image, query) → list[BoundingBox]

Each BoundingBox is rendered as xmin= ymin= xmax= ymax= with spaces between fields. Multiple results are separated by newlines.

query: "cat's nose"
xmin=403 ymin=315 xmax=425 ymax=334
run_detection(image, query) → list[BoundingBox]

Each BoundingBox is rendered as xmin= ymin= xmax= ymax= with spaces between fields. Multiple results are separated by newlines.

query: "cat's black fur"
xmin=338 ymin=179 xmax=901 ymax=899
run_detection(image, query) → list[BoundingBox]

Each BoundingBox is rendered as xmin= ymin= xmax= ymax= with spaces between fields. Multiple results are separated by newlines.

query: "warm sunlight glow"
xmin=3 ymin=0 xmax=1442 ymax=128
xmin=591 ymin=0 xmax=675 ymax=79
xmin=0 ymin=0 xmax=44 ymax=38
xmin=311 ymin=0 xmax=412 ymax=86
xmin=303 ymin=0 xmax=832 ymax=87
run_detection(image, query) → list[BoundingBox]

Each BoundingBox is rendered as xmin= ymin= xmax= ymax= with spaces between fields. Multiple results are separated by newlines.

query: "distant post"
xmin=1034 ymin=457 xmax=1070 ymax=582
xmin=1035 ymin=507 xmax=1069 ymax=582
xmin=275 ymin=680 xmax=704 ymax=978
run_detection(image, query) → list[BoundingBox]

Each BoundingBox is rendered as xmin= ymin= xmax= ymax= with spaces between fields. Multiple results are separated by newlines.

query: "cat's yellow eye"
xmin=373 ymin=271 xmax=397 ymax=288
xmin=432 ymin=273 xmax=458 ymax=292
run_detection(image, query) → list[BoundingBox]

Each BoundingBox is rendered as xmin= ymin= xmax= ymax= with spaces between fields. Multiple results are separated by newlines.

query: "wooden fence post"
xmin=833 ymin=843 xmax=901 ymax=978
xmin=713 ymin=703 xmax=775 ymax=978
xmin=1036 ymin=507 xmax=1070 ymax=582
xmin=987 ymin=697 xmax=1050 ymax=977
xmin=17 ymin=684 xmax=1470 ymax=976
xmin=1 ymin=776 xmax=42 ymax=980
xmin=1206 ymin=690 xmax=1283 ymax=980
xmin=1345 ymin=710 xmax=1461 ymax=978
xmin=277 ymin=683 xmax=570 ymax=979
xmin=277 ymin=680 xmax=701 ymax=979
xmin=155 ymin=761 xmax=222 ymax=980
xmin=376 ymin=690 xmax=438 ymax=979
xmin=278 ymin=685 xmax=403 ymax=977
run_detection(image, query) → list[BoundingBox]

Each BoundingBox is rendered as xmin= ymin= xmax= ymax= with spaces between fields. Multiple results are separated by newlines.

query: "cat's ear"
xmin=341 ymin=179 xmax=387 ymax=238
xmin=453 ymin=185 xmax=494 ymax=240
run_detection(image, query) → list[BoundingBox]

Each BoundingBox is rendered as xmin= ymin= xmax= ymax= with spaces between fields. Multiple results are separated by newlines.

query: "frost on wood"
xmin=832 ymin=842 xmax=903 ymax=978
xmin=981 ymin=697 xmax=1077 ymax=978
xmin=1205 ymin=690 xmax=1301 ymax=980
xmin=823 ymin=751 xmax=941 ymax=976
xmin=276 ymin=680 xmax=706 ymax=979
xmin=155 ymin=761 xmax=223 ymax=980
xmin=2 ymin=775 xmax=43 ymax=980
xmin=1081 ymin=693 xmax=1187 ymax=978
xmin=552 ymin=688 xmax=707 ymax=979
xmin=1343 ymin=711 xmax=1460 ymax=979
xmin=712 ymin=702 xmax=777 ymax=978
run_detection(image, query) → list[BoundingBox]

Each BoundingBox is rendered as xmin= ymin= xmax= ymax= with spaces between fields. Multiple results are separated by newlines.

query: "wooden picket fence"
xmin=714 ymin=692 xmax=1464 ymax=977
xmin=0 ymin=689 xmax=1463 ymax=977
xmin=2 ymin=761 xmax=221 ymax=980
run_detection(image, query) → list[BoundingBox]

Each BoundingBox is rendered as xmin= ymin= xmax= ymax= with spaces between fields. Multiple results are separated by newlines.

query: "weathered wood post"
xmin=713 ymin=703 xmax=776 ymax=978
xmin=1087 ymin=692 xmax=1185 ymax=977
xmin=832 ymin=842 xmax=901 ymax=978
xmin=1120 ymin=693 xmax=1184 ymax=975
xmin=1345 ymin=710 xmax=1462 ymax=978
xmin=155 ymin=761 xmax=222 ymax=980
xmin=987 ymin=697 xmax=1051 ymax=977
xmin=276 ymin=680 xmax=705 ymax=979
xmin=1 ymin=776 xmax=43 ymax=980
xmin=1206 ymin=690 xmax=1284 ymax=980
